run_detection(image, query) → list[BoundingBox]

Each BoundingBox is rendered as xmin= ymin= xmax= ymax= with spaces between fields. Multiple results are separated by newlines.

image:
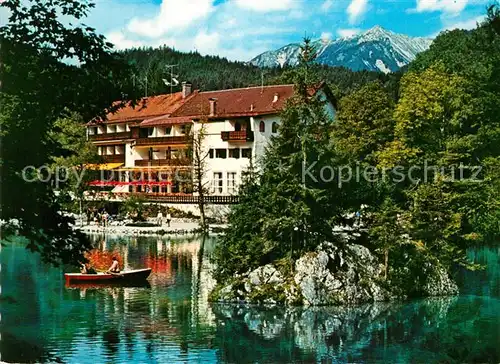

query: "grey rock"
xmin=422 ymin=267 xmax=459 ymax=296
xmin=248 ymin=264 xmax=284 ymax=286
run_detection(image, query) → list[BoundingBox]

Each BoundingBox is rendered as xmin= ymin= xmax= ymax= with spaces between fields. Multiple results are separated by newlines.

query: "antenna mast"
xmin=165 ymin=64 xmax=179 ymax=94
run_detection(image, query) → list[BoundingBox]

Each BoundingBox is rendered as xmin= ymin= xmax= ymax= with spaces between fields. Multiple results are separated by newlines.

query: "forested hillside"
xmin=120 ymin=46 xmax=402 ymax=98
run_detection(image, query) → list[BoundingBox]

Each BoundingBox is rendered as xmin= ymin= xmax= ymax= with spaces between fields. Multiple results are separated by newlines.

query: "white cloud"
xmin=321 ymin=0 xmax=334 ymax=12
xmin=106 ymin=32 xmax=144 ymax=50
xmin=193 ymin=31 xmax=221 ymax=55
xmin=234 ymin=0 xmax=295 ymax=12
xmin=429 ymin=15 xmax=485 ymax=37
xmin=414 ymin=0 xmax=468 ymax=14
xmin=107 ymin=31 xmax=178 ymax=50
xmin=321 ymin=32 xmax=333 ymax=41
xmin=443 ymin=16 xmax=484 ymax=30
xmin=228 ymin=26 xmax=297 ymax=39
xmin=127 ymin=0 xmax=214 ymax=38
xmin=347 ymin=0 xmax=368 ymax=24
xmin=337 ymin=28 xmax=361 ymax=38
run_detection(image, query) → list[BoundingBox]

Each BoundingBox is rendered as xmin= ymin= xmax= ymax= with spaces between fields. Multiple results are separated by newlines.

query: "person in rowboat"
xmin=80 ymin=262 xmax=97 ymax=274
xmin=107 ymin=257 xmax=120 ymax=274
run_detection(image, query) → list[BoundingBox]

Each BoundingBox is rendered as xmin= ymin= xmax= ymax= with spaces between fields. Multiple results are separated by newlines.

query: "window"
xmin=227 ymin=172 xmax=237 ymax=195
xmin=215 ymin=149 xmax=227 ymax=159
xmin=139 ymin=128 xmax=149 ymax=138
xmin=165 ymin=126 xmax=172 ymax=135
xmin=229 ymin=148 xmax=240 ymax=159
xmin=148 ymin=128 xmax=154 ymax=137
xmin=213 ymin=172 xmax=223 ymax=194
xmin=242 ymin=148 xmax=252 ymax=159
xmin=235 ymin=121 xmax=242 ymax=132
xmin=259 ymin=121 xmax=265 ymax=133
xmin=272 ymin=122 xmax=278 ymax=134
xmin=208 ymin=149 xmax=214 ymax=159
xmin=89 ymin=127 xmax=97 ymax=135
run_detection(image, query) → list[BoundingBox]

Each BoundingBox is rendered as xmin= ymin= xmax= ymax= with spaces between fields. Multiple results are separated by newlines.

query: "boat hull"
xmin=65 ymin=268 xmax=152 ymax=284
xmin=65 ymin=280 xmax=151 ymax=289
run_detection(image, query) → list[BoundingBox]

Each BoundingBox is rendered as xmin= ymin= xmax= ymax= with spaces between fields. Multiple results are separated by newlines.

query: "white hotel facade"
xmin=86 ymin=82 xmax=336 ymax=203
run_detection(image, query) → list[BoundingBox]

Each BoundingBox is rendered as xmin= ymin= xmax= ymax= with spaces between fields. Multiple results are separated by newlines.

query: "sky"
xmin=2 ymin=0 xmax=493 ymax=61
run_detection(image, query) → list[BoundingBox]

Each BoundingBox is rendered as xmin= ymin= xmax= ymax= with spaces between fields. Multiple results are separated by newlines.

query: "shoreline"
xmin=73 ymin=219 xmax=227 ymax=236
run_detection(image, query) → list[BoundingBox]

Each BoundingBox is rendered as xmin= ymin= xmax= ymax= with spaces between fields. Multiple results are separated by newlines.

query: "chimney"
xmin=182 ymin=82 xmax=192 ymax=99
xmin=273 ymin=93 xmax=279 ymax=103
xmin=209 ymin=98 xmax=217 ymax=116
xmin=250 ymin=103 xmax=254 ymax=111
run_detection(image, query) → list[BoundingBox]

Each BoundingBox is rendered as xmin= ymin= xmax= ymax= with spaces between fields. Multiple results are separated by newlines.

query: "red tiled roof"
xmin=91 ymin=83 xmax=332 ymax=128
xmin=170 ymin=85 xmax=297 ymax=119
xmin=91 ymin=92 xmax=189 ymax=124
xmin=140 ymin=115 xmax=194 ymax=127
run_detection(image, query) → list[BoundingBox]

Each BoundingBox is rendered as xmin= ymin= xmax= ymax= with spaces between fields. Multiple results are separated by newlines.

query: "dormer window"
xmin=259 ymin=121 xmax=265 ymax=133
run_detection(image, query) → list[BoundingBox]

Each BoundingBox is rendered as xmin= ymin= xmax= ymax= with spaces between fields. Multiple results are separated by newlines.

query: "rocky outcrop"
xmin=422 ymin=267 xmax=459 ymax=296
xmin=212 ymin=243 xmax=458 ymax=306
xmin=293 ymin=244 xmax=395 ymax=306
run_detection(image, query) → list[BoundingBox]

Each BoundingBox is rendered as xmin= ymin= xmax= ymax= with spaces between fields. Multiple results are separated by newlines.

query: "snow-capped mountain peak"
xmin=249 ymin=26 xmax=432 ymax=74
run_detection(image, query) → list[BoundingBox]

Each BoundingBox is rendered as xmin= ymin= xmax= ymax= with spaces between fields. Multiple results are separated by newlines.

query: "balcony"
xmin=135 ymin=136 xmax=190 ymax=146
xmin=221 ymin=130 xmax=254 ymax=142
xmin=135 ymin=158 xmax=191 ymax=167
xmin=89 ymin=132 xmax=132 ymax=141
xmin=101 ymin=154 xmax=125 ymax=163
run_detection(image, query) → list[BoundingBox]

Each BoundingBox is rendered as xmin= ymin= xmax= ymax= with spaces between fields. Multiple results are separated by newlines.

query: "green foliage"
xmin=119 ymin=45 xmax=401 ymax=100
xmin=369 ymin=198 xmax=404 ymax=279
xmin=333 ymin=81 xmax=395 ymax=163
xmin=0 ymin=0 xmax=136 ymax=265
xmin=119 ymin=195 xmax=147 ymax=222
xmin=49 ymin=111 xmax=101 ymax=212
xmin=214 ymin=44 xmax=340 ymax=280
xmin=216 ymin=6 xmax=500 ymax=290
xmin=121 ymin=45 xmax=280 ymax=95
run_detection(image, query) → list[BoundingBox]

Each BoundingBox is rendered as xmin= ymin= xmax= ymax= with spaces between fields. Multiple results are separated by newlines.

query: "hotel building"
xmin=86 ymin=82 xmax=336 ymax=204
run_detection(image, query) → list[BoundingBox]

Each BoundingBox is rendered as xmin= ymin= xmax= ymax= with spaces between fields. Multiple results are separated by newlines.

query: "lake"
xmin=1 ymin=235 xmax=499 ymax=363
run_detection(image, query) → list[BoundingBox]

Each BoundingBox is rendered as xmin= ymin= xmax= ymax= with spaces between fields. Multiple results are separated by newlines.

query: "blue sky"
xmin=5 ymin=0 xmax=493 ymax=61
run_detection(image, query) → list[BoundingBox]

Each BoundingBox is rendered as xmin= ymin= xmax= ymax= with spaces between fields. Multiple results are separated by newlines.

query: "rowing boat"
xmin=65 ymin=280 xmax=152 ymax=289
xmin=65 ymin=268 xmax=152 ymax=284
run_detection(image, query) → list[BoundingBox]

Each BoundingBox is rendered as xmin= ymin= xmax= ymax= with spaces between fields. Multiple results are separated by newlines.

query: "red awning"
xmin=88 ymin=180 xmax=172 ymax=187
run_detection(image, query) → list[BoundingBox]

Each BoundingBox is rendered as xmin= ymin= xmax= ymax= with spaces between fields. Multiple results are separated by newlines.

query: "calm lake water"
xmin=1 ymin=235 xmax=499 ymax=363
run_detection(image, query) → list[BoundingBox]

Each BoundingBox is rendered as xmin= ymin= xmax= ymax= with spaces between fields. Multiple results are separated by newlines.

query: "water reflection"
xmin=212 ymin=295 xmax=499 ymax=363
xmin=1 ymin=237 xmax=499 ymax=363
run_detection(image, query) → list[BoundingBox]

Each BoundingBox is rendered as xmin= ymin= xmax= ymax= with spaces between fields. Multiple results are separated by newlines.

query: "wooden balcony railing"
xmin=134 ymin=194 xmax=240 ymax=204
xmin=135 ymin=158 xmax=192 ymax=167
xmin=221 ymin=130 xmax=254 ymax=142
xmin=89 ymin=132 xmax=132 ymax=141
xmin=88 ymin=192 xmax=240 ymax=204
xmin=101 ymin=154 xmax=125 ymax=163
xmin=135 ymin=136 xmax=190 ymax=146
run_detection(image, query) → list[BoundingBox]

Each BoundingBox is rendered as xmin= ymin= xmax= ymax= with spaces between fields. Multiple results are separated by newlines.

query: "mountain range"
xmin=249 ymin=26 xmax=433 ymax=74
